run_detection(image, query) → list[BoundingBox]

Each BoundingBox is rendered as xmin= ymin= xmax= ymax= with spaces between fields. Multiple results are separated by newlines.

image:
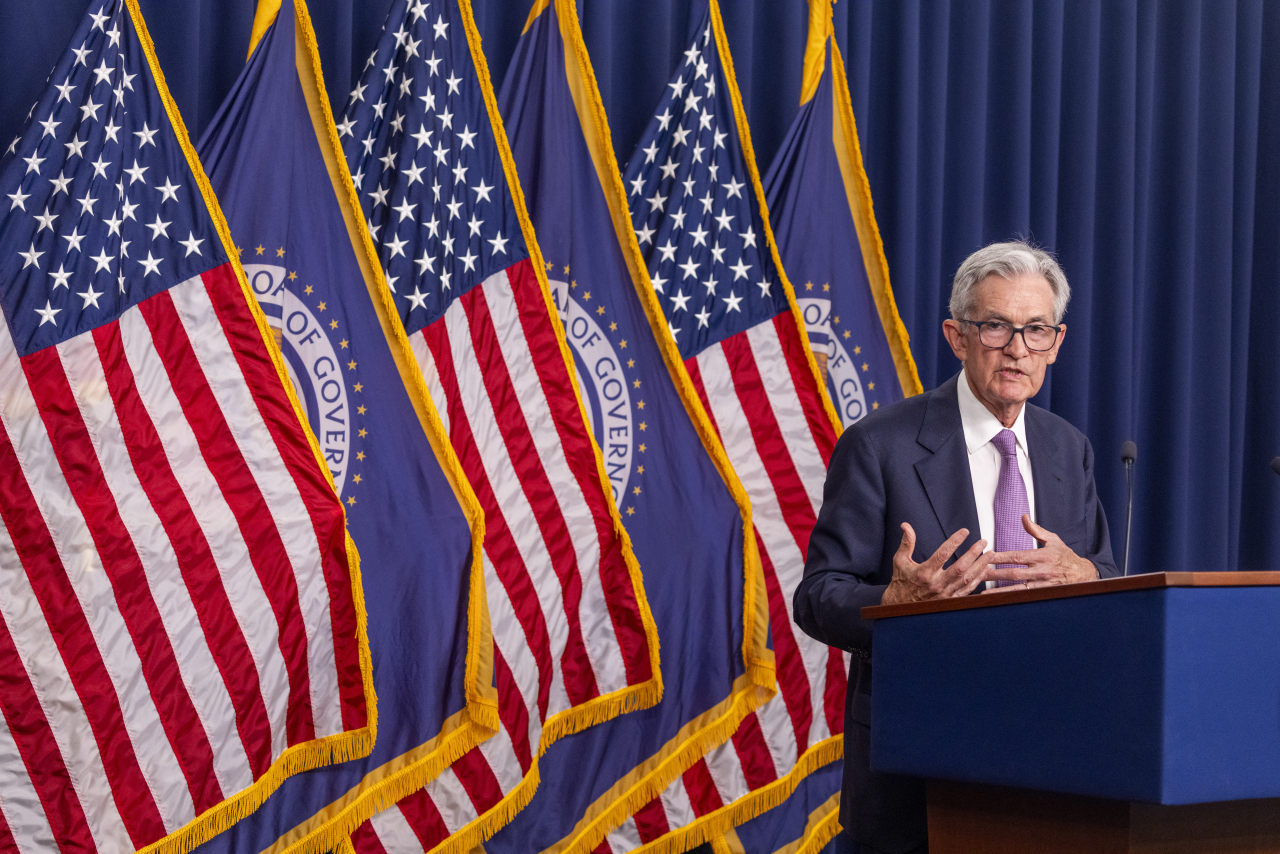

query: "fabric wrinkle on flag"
xmin=333 ymin=1 xmax=662 ymax=851
xmin=0 ymin=0 xmax=375 ymax=852
xmin=603 ymin=0 xmax=847 ymax=849
xmin=762 ymin=0 xmax=921 ymax=428
xmin=703 ymin=2 xmax=924 ymax=849
xmin=716 ymin=759 xmax=843 ymax=854
xmin=185 ymin=1 xmax=502 ymax=853
xmin=474 ymin=1 xmax=776 ymax=852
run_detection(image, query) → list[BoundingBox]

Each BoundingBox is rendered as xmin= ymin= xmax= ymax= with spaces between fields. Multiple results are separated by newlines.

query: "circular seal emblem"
xmin=797 ymin=297 xmax=868 ymax=426
xmin=244 ymin=263 xmax=352 ymax=495
xmin=549 ymin=277 xmax=635 ymax=508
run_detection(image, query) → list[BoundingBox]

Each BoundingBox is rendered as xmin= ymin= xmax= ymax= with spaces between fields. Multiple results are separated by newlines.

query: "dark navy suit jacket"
xmin=793 ymin=373 xmax=1119 ymax=852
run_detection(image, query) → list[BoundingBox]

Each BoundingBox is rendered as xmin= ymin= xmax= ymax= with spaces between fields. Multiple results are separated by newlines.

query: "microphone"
xmin=1121 ymin=441 xmax=1137 ymax=466
xmin=1272 ymin=456 xmax=1280 ymax=477
xmin=1120 ymin=442 xmax=1137 ymax=576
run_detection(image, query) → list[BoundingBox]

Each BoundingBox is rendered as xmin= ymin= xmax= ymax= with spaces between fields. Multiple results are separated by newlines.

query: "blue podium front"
xmin=864 ymin=573 xmax=1280 ymax=806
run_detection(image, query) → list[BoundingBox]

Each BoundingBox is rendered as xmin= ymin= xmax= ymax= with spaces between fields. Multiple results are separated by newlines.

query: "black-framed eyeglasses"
xmin=958 ymin=319 xmax=1062 ymax=352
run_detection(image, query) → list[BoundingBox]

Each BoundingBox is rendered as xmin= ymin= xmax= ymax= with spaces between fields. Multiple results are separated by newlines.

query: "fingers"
xmin=952 ymin=537 xmax=987 ymax=568
xmin=986 ymin=549 xmax=1042 ymax=567
xmin=1021 ymin=514 xmax=1060 ymax=545
xmin=895 ymin=523 xmax=917 ymax=559
xmin=890 ymin=524 xmax=918 ymax=582
xmin=980 ymin=579 xmax=1055 ymax=594
xmin=954 ymin=564 xmax=995 ymax=596
xmin=923 ymin=527 xmax=970 ymax=570
xmin=942 ymin=539 xmax=986 ymax=594
xmin=987 ymin=536 xmax=1067 ymax=567
xmin=985 ymin=563 xmax=1059 ymax=583
xmin=948 ymin=537 xmax=988 ymax=575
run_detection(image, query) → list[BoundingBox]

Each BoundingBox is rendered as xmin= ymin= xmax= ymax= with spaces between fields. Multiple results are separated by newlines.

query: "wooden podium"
xmin=861 ymin=572 xmax=1280 ymax=853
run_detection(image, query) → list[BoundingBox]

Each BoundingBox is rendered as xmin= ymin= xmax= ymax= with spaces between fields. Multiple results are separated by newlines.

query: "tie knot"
xmin=992 ymin=428 xmax=1018 ymax=458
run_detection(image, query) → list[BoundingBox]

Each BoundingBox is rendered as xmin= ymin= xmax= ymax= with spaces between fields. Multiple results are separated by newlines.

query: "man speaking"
xmin=793 ymin=241 xmax=1120 ymax=854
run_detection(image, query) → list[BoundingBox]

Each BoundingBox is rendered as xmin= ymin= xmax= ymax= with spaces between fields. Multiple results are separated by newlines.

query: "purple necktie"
xmin=992 ymin=428 xmax=1034 ymax=586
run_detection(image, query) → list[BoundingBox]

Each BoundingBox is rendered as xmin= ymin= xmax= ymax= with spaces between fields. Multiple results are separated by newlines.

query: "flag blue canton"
xmin=621 ymin=7 xmax=790 ymax=361
xmin=0 ymin=0 xmax=225 ymax=358
xmin=338 ymin=0 xmax=525 ymax=335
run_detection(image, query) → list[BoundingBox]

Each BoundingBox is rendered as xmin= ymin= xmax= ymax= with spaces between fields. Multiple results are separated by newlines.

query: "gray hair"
xmin=949 ymin=241 xmax=1071 ymax=324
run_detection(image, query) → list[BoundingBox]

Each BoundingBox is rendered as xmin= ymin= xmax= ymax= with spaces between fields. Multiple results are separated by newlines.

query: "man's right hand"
xmin=880 ymin=523 xmax=993 ymax=605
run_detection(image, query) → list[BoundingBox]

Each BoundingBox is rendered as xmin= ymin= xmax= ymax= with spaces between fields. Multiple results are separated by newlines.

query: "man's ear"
xmin=942 ymin=319 xmax=968 ymax=362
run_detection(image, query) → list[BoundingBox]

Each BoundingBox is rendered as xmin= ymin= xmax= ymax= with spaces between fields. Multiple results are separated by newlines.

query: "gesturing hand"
xmin=985 ymin=514 xmax=1098 ymax=588
xmin=880 ymin=523 xmax=993 ymax=606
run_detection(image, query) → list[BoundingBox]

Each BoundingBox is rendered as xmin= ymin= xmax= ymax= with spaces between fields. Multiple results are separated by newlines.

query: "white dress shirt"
xmin=956 ymin=372 xmax=1036 ymax=586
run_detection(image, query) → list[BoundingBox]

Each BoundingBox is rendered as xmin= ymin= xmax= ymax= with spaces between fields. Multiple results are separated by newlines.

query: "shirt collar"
xmin=956 ymin=369 xmax=1029 ymax=456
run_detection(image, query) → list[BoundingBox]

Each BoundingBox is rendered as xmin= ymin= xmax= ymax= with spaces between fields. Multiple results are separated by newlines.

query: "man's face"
xmin=942 ymin=272 xmax=1065 ymax=422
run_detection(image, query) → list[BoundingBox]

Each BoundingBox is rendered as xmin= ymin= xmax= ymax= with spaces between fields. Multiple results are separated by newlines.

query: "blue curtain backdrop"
xmin=3 ymin=1 xmax=1277 ymax=576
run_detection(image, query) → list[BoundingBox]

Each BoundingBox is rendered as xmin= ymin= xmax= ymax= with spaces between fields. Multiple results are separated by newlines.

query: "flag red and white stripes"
xmin=335 ymin=0 xmax=658 ymax=842
xmin=414 ymin=262 xmax=649 ymax=728
xmin=0 ymin=267 xmax=368 ymax=852
xmin=688 ymin=314 xmax=846 ymax=757
xmin=601 ymin=735 xmax=753 ymax=852
xmin=349 ymin=720 xmax=527 ymax=854
xmin=603 ymin=0 xmax=847 ymax=841
xmin=345 ymin=260 xmax=657 ymax=854
xmin=601 ymin=314 xmax=847 ymax=851
xmin=359 ymin=274 xmax=848 ymax=854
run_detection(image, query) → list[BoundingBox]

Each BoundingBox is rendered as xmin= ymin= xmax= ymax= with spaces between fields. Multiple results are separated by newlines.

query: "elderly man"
xmin=794 ymin=241 xmax=1119 ymax=854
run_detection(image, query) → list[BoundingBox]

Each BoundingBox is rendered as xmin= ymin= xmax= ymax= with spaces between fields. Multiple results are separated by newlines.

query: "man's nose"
xmin=1003 ymin=330 xmax=1030 ymax=357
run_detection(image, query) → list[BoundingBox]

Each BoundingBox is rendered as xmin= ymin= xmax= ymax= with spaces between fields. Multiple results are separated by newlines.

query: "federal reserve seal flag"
xmin=192 ymin=0 xmax=493 ymax=851
xmin=762 ymin=0 xmax=920 ymax=424
xmin=0 ymin=0 xmax=373 ymax=851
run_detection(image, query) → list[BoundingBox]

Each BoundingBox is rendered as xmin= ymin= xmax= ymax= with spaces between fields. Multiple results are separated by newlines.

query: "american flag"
xmin=0 ymin=1 xmax=370 ymax=852
xmin=608 ymin=0 xmax=847 ymax=847
xmin=475 ymin=1 xmax=775 ymax=852
xmin=337 ymin=1 xmax=659 ymax=849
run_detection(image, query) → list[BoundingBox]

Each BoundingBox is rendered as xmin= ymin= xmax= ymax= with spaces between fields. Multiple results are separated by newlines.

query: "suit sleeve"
xmin=793 ymin=422 xmax=893 ymax=653
xmin=1081 ymin=437 xmax=1121 ymax=578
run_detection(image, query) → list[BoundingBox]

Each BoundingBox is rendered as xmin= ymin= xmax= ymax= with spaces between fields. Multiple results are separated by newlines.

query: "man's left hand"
xmin=986 ymin=514 xmax=1098 ymax=587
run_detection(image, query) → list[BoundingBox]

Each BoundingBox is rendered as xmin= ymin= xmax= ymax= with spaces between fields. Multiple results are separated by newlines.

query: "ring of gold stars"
xmin=826 ymin=306 xmax=880 ymax=411
xmin=297 ymin=270 xmax=368 ymax=507
xmin=559 ymin=262 xmax=649 ymax=520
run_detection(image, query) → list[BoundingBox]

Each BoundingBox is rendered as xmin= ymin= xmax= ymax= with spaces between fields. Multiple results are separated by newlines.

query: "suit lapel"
xmin=914 ymin=374 xmax=981 ymax=562
xmin=1026 ymin=406 xmax=1069 ymax=533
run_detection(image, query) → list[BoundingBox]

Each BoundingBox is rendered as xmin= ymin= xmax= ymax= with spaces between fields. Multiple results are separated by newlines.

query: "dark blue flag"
xmin=191 ymin=1 xmax=492 ymax=851
xmin=482 ymin=1 xmax=773 ymax=851
xmin=761 ymin=0 xmax=921 ymax=425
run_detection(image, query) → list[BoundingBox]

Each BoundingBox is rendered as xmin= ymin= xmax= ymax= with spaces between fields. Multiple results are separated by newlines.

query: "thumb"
xmin=1022 ymin=514 xmax=1049 ymax=543
xmin=896 ymin=522 xmax=916 ymax=558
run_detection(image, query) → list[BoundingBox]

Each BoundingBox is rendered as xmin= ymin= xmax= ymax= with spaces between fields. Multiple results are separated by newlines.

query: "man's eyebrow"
xmin=979 ymin=311 xmax=1054 ymax=324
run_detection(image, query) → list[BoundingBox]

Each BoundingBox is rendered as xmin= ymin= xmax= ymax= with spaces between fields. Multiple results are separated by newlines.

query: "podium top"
xmin=860 ymin=571 xmax=1280 ymax=620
